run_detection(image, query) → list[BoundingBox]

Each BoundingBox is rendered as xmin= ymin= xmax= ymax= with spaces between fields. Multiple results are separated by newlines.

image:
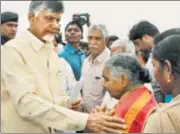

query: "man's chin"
xmin=91 ymin=51 xmax=99 ymax=56
xmin=68 ymin=41 xmax=80 ymax=45
xmin=42 ymin=34 xmax=55 ymax=42
xmin=68 ymin=39 xmax=79 ymax=43
xmin=8 ymin=35 xmax=15 ymax=39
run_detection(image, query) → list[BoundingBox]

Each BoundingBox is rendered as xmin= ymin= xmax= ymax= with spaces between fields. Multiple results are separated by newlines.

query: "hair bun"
xmin=139 ymin=68 xmax=151 ymax=83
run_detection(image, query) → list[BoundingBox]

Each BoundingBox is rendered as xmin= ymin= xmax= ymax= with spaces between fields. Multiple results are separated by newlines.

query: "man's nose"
xmin=90 ymin=38 xmax=96 ymax=44
xmin=51 ymin=20 xmax=60 ymax=32
xmin=69 ymin=30 xmax=76 ymax=36
xmin=11 ymin=26 xmax=17 ymax=33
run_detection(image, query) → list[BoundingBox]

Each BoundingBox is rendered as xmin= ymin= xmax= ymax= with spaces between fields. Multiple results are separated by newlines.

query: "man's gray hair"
xmin=29 ymin=0 xmax=64 ymax=16
xmin=105 ymin=53 xmax=142 ymax=86
xmin=88 ymin=24 xmax=108 ymax=39
xmin=110 ymin=39 xmax=135 ymax=56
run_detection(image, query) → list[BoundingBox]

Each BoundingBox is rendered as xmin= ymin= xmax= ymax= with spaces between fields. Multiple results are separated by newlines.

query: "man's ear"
xmin=28 ymin=12 xmax=35 ymax=25
xmin=137 ymin=51 xmax=146 ymax=67
xmin=120 ymin=73 xmax=129 ymax=88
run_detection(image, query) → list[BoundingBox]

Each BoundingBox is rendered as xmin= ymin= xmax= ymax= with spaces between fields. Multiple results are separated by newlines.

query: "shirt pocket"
xmin=89 ymin=75 xmax=104 ymax=97
xmin=49 ymin=64 xmax=64 ymax=92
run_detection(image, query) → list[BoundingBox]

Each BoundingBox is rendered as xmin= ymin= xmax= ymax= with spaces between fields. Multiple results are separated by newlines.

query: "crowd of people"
xmin=1 ymin=0 xmax=180 ymax=133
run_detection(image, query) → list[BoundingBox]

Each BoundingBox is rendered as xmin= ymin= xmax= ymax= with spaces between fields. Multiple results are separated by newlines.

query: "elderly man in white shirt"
xmin=53 ymin=41 xmax=76 ymax=96
xmin=81 ymin=24 xmax=111 ymax=113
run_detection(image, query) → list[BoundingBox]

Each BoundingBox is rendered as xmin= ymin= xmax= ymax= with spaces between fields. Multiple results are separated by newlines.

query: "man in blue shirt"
xmin=58 ymin=21 xmax=86 ymax=80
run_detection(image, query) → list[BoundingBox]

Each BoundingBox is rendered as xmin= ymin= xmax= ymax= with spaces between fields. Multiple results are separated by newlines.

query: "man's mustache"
xmin=89 ymin=45 xmax=99 ymax=48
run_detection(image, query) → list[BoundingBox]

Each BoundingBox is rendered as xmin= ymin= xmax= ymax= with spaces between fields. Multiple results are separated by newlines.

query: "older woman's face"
xmin=102 ymin=67 xmax=128 ymax=99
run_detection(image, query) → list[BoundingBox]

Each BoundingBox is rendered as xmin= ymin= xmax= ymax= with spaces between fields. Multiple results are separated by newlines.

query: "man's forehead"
xmin=38 ymin=9 xmax=62 ymax=18
xmin=88 ymin=30 xmax=103 ymax=37
xmin=3 ymin=21 xmax=18 ymax=25
xmin=66 ymin=24 xmax=80 ymax=29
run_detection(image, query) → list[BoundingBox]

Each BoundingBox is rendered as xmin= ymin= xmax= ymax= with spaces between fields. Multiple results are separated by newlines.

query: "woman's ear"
xmin=164 ymin=60 xmax=173 ymax=83
xmin=120 ymin=73 xmax=129 ymax=88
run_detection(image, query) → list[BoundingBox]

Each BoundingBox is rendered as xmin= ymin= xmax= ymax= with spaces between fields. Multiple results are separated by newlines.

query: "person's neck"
xmin=1 ymin=35 xmax=10 ymax=45
xmin=69 ymin=42 xmax=79 ymax=49
xmin=28 ymin=28 xmax=46 ymax=43
xmin=91 ymin=48 xmax=106 ymax=60
xmin=172 ymin=79 xmax=180 ymax=98
xmin=1 ymin=35 xmax=10 ymax=40
xmin=119 ymin=83 xmax=142 ymax=99
xmin=91 ymin=53 xmax=99 ymax=60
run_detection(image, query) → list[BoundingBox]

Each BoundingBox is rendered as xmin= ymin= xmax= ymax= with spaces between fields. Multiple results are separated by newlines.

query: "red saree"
xmin=114 ymin=85 xmax=157 ymax=133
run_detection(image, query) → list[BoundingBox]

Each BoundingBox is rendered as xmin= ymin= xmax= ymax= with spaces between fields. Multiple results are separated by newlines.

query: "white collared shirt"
xmin=1 ymin=30 xmax=88 ymax=133
xmin=59 ymin=57 xmax=76 ymax=96
xmin=145 ymin=54 xmax=155 ymax=82
xmin=81 ymin=47 xmax=111 ymax=113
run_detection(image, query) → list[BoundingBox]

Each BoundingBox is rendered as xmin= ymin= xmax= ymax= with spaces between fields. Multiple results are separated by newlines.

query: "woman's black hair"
xmin=153 ymin=28 xmax=180 ymax=75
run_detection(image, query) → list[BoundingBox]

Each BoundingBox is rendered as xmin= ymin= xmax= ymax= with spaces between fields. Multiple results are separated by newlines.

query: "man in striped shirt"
xmin=81 ymin=24 xmax=111 ymax=114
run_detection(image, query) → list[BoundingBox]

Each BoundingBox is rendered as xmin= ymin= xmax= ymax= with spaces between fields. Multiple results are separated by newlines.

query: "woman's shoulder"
xmin=144 ymin=102 xmax=180 ymax=132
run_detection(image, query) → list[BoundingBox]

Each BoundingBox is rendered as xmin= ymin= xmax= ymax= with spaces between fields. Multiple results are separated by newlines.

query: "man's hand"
xmin=68 ymin=99 xmax=81 ymax=110
xmin=86 ymin=112 xmax=127 ymax=133
xmin=91 ymin=106 xmax=115 ymax=116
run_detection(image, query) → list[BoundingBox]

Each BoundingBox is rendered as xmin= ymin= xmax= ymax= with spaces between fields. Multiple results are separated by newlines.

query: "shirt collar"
xmin=88 ymin=47 xmax=111 ymax=64
xmin=171 ymin=94 xmax=180 ymax=102
xmin=1 ymin=36 xmax=10 ymax=45
xmin=25 ymin=30 xmax=54 ymax=52
xmin=65 ymin=43 xmax=84 ymax=54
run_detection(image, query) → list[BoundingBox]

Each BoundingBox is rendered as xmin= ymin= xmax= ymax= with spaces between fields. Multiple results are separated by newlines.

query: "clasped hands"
xmin=67 ymin=99 xmax=126 ymax=133
xmin=86 ymin=105 xmax=127 ymax=133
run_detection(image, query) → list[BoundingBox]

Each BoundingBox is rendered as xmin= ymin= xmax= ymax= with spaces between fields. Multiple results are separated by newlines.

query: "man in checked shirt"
xmin=81 ymin=24 xmax=111 ymax=114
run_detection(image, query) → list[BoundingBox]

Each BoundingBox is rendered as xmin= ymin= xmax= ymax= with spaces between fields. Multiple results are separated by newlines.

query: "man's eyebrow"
xmin=47 ymin=15 xmax=60 ymax=20
xmin=7 ymin=23 xmax=18 ymax=26
xmin=87 ymin=36 xmax=93 ymax=37
xmin=87 ymin=36 xmax=101 ymax=38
